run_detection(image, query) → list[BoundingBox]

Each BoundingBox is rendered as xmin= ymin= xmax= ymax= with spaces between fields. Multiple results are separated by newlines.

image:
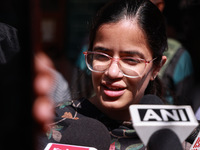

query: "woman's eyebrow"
xmin=93 ymin=47 xmax=146 ymax=58
xmin=93 ymin=46 xmax=110 ymax=52
xmin=119 ymin=50 xmax=145 ymax=58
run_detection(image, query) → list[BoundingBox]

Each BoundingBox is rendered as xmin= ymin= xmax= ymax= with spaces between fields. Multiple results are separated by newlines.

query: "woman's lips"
xmin=102 ymin=84 xmax=126 ymax=97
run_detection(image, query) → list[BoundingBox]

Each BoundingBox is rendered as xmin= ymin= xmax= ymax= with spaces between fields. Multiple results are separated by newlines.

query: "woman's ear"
xmin=157 ymin=2 xmax=165 ymax=12
xmin=150 ymin=0 xmax=165 ymax=12
xmin=151 ymin=55 xmax=167 ymax=80
xmin=159 ymin=55 xmax=167 ymax=67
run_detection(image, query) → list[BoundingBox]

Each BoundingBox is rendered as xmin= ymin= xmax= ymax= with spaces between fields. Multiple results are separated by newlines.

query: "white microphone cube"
xmin=129 ymin=105 xmax=199 ymax=146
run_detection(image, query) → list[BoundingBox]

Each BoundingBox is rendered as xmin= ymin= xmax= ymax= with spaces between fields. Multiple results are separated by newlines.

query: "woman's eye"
xmin=94 ymin=54 xmax=109 ymax=61
xmin=122 ymin=58 xmax=140 ymax=65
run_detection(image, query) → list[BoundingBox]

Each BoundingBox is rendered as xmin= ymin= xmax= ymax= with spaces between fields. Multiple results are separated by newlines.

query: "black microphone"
xmin=147 ymin=129 xmax=183 ymax=150
xmin=139 ymin=94 xmax=164 ymax=105
xmin=60 ymin=117 xmax=111 ymax=150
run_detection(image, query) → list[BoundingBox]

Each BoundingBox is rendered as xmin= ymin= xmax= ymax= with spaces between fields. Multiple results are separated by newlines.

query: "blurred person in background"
xmin=150 ymin=0 xmax=195 ymax=109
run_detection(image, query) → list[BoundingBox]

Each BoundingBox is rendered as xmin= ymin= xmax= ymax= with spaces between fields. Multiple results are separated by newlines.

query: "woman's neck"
xmin=89 ymin=97 xmax=131 ymax=121
xmin=103 ymin=108 xmax=131 ymax=121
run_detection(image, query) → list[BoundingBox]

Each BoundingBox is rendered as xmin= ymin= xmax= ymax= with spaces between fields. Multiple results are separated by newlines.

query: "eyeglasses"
xmin=83 ymin=51 xmax=156 ymax=78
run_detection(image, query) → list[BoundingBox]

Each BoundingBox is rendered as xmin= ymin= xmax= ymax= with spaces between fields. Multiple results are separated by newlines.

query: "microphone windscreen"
xmin=60 ymin=117 xmax=111 ymax=150
xmin=148 ymin=129 xmax=183 ymax=150
xmin=139 ymin=94 xmax=164 ymax=105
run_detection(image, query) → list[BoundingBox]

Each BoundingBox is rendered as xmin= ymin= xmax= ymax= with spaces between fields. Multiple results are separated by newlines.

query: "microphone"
xmin=129 ymin=94 xmax=198 ymax=147
xmin=148 ymin=129 xmax=183 ymax=150
xmin=39 ymin=117 xmax=110 ymax=150
xmin=59 ymin=117 xmax=111 ymax=150
xmin=138 ymin=95 xmax=183 ymax=149
xmin=44 ymin=143 xmax=97 ymax=150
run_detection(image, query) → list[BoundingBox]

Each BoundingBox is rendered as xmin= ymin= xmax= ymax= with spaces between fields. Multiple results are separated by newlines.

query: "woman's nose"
xmin=105 ymin=61 xmax=123 ymax=79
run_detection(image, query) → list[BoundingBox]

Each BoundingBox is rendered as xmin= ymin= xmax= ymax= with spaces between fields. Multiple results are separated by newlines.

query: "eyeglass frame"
xmin=83 ymin=51 xmax=157 ymax=78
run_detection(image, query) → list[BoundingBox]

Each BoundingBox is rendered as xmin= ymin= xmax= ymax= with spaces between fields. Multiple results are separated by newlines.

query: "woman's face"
xmin=91 ymin=19 xmax=161 ymax=112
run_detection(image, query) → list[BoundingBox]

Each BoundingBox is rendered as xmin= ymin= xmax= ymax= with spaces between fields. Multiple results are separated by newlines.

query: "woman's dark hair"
xmin=88 ymin=0 xmax=168 ymax=99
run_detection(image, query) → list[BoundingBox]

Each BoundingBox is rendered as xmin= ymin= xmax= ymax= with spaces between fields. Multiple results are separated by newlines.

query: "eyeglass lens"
xmin=86 ymin=53 xmax=146 ymax=77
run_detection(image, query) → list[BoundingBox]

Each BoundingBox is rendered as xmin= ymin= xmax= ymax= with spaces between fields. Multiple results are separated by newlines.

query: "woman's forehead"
xmin=94 ymin=20 xmax=153 ymax=59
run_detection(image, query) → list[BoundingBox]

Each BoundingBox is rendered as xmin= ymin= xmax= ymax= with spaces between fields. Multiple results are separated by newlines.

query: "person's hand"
xmin=33 ymin=52 xmax=55 ymax=132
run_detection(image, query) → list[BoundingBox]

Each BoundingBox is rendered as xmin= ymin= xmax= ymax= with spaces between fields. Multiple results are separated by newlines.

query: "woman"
xmin=38 ymin=0 xmax=167 ymax=149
